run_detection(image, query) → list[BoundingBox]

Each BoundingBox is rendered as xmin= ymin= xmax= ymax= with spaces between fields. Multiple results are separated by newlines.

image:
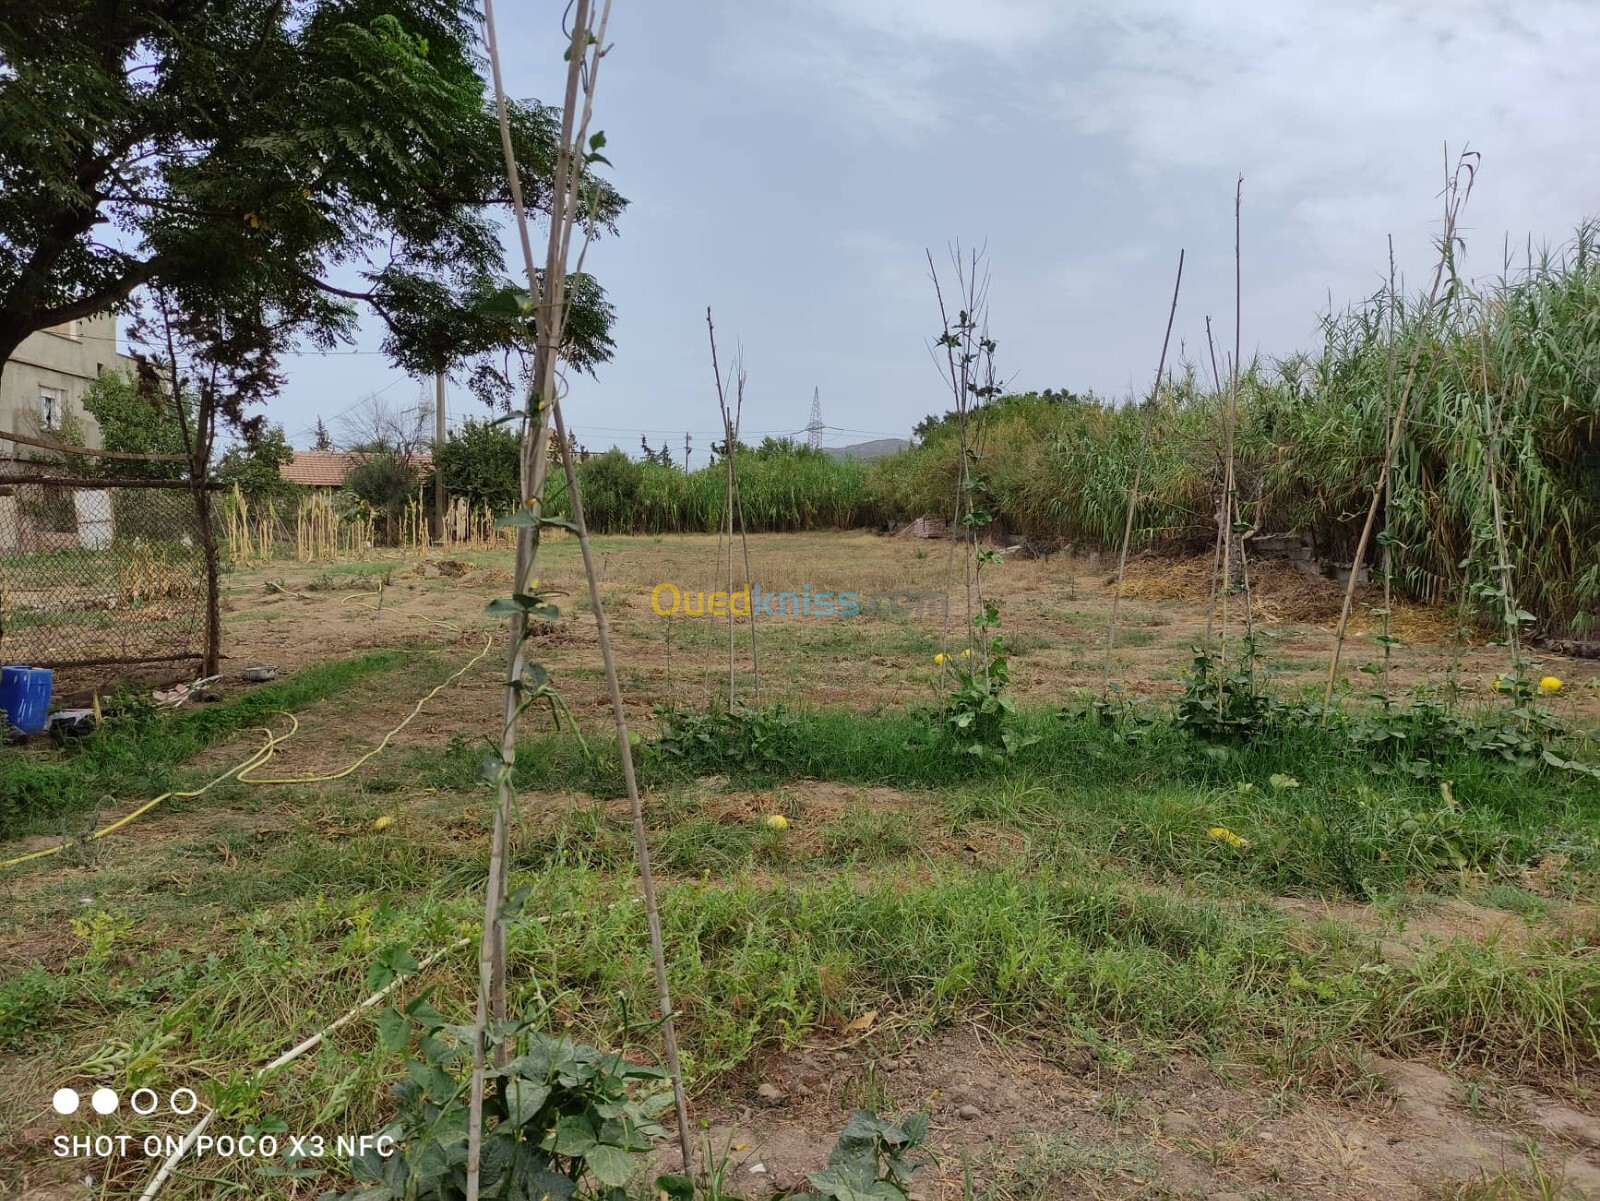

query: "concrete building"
xmin=0 ymin=312 xmax=136 ymax=462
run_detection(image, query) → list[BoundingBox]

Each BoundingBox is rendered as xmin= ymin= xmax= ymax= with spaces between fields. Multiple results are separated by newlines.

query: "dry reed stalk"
xmin=1108 ymin=248 xmax=1185 ymax=654
xmin=706 ymin=309 xmax=759 ymax=705
xmin=1203 ymin=315 xmax=1226 ymax=643
xmin=706 ymin=309 xmax=736 ymax=704
xmin=1323 ymin=149 xmax=1478 ymax=716
xmin=1380 ymin=235 xmax=1399 ymax=695
xmin=1475 ymin=321 xmax=1522 ymax=662
xmin=1217 ymin=179 xmax=1244 ymax=706
xmin=553 ymin=392 xmax=694 ymax=1171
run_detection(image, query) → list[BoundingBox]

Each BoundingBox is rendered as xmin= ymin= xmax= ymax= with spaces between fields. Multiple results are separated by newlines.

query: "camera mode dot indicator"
xmin=51 ymin=1088 xmax=80 ymax=1115
xmin=91 ymin=1087 xmax=119 ymax=1114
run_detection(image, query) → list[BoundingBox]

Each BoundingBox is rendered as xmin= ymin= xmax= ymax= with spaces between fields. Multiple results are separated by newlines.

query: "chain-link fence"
xmin=0 ymin=474 xmax=217 ymax=700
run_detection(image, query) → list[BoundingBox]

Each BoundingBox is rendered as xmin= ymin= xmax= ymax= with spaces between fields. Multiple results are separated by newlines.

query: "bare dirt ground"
xmin=216 ymin=531 xmax=1600 ymax=737
xmin=667 ymin=1026 xmax=1600 ymax=1200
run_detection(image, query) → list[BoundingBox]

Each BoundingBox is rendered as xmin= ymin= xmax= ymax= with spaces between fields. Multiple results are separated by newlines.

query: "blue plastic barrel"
xmin=0 ymin=666 xmax=53 ymax=735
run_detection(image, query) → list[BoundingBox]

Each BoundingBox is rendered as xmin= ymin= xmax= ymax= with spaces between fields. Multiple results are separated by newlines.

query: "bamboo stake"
xmin=704 ymin=311 xmax=737 ymax=706
xmin=140 ymin=939 xmax=470 ymax=1201
xmin=474 ymin=0 xmax=692 ymax=1191
xmin=706 ymin=310 xmax=758 ymax=707
xmin=467 ymin=3 xmax=581 ymax=1195
xmin=552 ymin=393 xmax=694 ymax=1172
xmin=1108 ymin=249 xmax=1184 ymax=654
xmin=926 ymin=248 xmax=970 ymax=673
xmin=1217 ymin=179 xmax=1243 ymax=707
xmin=925 ymin=244 xmax=999 ymax=681
xmin=1381 ymin=235 xmax=1398 ymax=697
xmin=732 ymin=439 xmax=762 ymax=703
xmin=1203 ymin=316 xmax=1226 ymax=644
xmin=1323 ymin=149 xmax=1477 ymax=717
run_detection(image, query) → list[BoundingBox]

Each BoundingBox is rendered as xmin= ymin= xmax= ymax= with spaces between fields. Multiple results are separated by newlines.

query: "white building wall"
xmin=0 ymin=312 xmax=135 ymax=459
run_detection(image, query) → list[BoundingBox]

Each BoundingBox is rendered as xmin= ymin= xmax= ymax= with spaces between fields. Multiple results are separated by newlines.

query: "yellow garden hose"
xmin=236 ymin=635 xmax=493 ymax=785
xmin=0 ymin=728 xmax=284 ymax=870
xmin=0 ymin=636 xmax=494 ymax=872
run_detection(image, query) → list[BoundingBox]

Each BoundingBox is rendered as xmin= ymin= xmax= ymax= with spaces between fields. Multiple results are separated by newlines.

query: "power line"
xmin=20 ymin=328 xmax=396 ymax=356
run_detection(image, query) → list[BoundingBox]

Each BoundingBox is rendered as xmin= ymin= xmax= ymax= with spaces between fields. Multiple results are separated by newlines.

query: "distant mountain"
xmin=825 ymin=437 xmax=909 ymax=462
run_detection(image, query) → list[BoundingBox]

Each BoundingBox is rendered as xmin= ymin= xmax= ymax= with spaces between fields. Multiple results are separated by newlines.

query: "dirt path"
xmin=673 ymin=1027 xmax=1600 ymax=1199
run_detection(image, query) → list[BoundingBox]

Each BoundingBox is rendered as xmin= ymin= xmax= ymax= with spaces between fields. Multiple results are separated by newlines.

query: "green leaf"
xmin=503 ymin=1078 xmax=551 ymax=1127
xmin=586 ymin=1143 xmax=637 ymax=1188
xmin=548 ymin=1114 xmax=597 ymax=1156
xmin=365 ymin=944 xmax=420 ymax=991
xmin=376 ymin=1006 xmax=409 ymax=1053
xmin=406 ymin=1059 xmax=459 ymax=1103
xmin=652 ymin=1174 xmax=694 ymax=1201
xmin=485 ymin=594 xmax=562 ymax=620
xmin=500 ymin=886 xmax=535 ymax=920
xmin=380 ymin=944 xmax=419 ymax=976
xmin=520 ymin=1169 xmax=577 ymax=1200
xmin=404 ymin=995 xmax=451 ymax=1031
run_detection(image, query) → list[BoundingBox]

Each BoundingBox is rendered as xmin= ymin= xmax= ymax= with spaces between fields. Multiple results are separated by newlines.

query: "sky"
xmin=248 ymin=0 xmax=1600 ymax=468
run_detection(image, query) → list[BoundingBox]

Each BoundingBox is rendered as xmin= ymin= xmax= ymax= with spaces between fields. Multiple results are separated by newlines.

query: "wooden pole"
xmin=434 ymin=371 xmax=446 ymax=543
xmin=473 ymin=0 xmax=693 ymax=1191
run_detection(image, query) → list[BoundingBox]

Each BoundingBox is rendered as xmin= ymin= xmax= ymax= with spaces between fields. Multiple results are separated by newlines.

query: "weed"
xmin=649 ymin=704 xmax=800 ymax=778
xmin=821 ymin=808 xmax=919 ymax=864
xmin=791 ymin=1110 xmax=931 ymax=1201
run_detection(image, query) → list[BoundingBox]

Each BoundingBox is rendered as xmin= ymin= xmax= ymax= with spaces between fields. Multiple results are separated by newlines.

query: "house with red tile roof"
xmin=279 ymin=449 xmax=432 ymax=491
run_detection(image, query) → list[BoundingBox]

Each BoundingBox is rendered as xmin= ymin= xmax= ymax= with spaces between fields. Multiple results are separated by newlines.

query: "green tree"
xmin=434 ymin=417 xmax=520 ymax=513
xmin=754 ymin=435 xmax=822 ymax=460
xmin=572 ymin=448 xmax=644 ymax=532
xmin=216 ymin=426 xmax=299 ymax=503
xmin=79 ymin=368 xmax=188 ymax=480
xmin=312 ymin=418 xmax=333 ymax=452
xmin=345 ymin=448 xmax=420 ymax=540
xmin=0 ymin=0 xmax=624 ymax=403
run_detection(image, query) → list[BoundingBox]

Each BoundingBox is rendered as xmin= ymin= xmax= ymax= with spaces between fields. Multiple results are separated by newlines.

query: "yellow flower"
xmin=372 ymin=815 xmax=394 ymax=831
xmin=960 ymin=648 xmax=972 ymax=658
xmin=1539 ymin=676 xmax=1562 ymax=695
xmin=934 ymin=653 xmax=946 ymax=665
xmin=1208 ymin=826 xmax=1249 ymax=849
xmin=764 ymin=814 xmax=789 ymax=831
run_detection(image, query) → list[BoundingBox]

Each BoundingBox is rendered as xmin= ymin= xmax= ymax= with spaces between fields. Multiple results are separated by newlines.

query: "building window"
xmin=39 ymin=386 xmax=66 ymax=430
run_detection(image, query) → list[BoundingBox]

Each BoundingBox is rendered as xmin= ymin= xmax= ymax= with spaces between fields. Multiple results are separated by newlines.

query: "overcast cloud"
xmin=264 ymin=1 xmax=1600 ymax=464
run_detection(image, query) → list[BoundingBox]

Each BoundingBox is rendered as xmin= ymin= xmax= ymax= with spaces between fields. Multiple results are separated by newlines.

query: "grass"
xmin=3 ymin=643 xmax=1598 ymax=1196
xmin=0 ymin=647 xmax=418 ymax=837
xmin=402 ymin=701 xmax=1600 ymax=901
